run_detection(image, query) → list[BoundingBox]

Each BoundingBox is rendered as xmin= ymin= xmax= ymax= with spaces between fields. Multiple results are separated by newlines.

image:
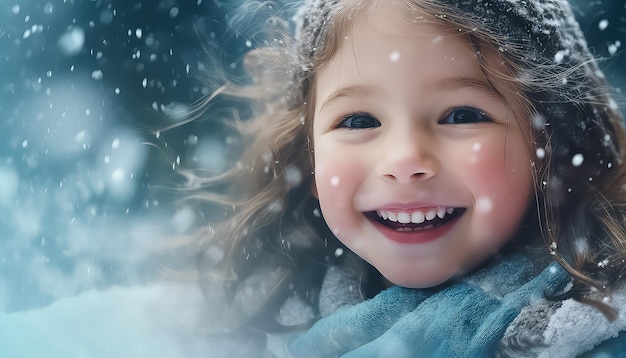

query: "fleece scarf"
xmin=275 ymin=251 xmax=626 ymax=358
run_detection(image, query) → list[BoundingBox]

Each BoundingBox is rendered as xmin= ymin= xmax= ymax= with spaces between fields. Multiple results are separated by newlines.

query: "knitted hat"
xmin=288 ymin=0 xmax=621 ymax=191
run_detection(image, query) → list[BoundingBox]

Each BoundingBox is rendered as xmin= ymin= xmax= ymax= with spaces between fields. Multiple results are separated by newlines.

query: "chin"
xmin=384 ymin=272 xmax=452 ymax=289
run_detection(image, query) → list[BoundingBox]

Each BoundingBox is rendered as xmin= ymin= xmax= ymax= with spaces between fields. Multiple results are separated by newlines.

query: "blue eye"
xmin=337 ymin=112 xmax=381 ymax=129
xmin=439 ymin=106 xmax=492 ymax=124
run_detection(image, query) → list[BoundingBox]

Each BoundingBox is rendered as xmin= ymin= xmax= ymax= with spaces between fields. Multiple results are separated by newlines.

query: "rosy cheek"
xmin=462 ymin=140 xmax=529 ymax=237
xmin=460 ymin=141 xmax=506 ymax=192
xmin=315 ymin=165 xmax=343 ymax=195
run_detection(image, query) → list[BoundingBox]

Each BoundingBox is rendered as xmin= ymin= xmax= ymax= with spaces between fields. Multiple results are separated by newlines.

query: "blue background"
xmin=0 ymin=0 xmax=624 ymax=356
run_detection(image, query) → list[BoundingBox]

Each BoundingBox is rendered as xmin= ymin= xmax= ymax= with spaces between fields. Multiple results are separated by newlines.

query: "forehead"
xmin=323 ymin=1 xmax=490 ymax=63
xmin=315 ymin=3 xmax=481 ymax=85
xmin=315 ymin=9 xmax=475 ymax=94
xmin=314 ymin=3 xmax=524 ymax=110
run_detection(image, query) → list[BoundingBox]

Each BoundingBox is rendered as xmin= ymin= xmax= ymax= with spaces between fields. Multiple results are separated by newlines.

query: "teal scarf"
xmin=287 ymin=253 xmax=570 ymax=357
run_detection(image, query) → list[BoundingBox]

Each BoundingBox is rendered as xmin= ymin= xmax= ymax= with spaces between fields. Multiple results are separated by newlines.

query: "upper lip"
xmin=366 ymin=202 xmax=462 ymax=211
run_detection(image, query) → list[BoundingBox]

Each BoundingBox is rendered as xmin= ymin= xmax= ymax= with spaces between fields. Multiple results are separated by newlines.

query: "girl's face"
xmin=312 ymin=5 xmax=533 ymax=288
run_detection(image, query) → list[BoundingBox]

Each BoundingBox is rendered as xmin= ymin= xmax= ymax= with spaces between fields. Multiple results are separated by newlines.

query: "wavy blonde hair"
xmin=184 ymin=0 xmax=626 ymax=336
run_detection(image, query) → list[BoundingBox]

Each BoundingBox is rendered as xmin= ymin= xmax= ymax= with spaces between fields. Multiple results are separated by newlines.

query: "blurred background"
xmin=0 ymin=0 xmax=624 ymax=356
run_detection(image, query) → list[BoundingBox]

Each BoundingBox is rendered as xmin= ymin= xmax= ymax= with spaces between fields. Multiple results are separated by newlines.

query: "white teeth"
xmin=376 ymin=207 xmax=457 ymax=224
xmin=397 ymin=212 xmax=411 ymax=224
xmin=411 ymin=211 xmax=425 ymax=224
xmin=437 ymin=208 xmax=446 ymax=219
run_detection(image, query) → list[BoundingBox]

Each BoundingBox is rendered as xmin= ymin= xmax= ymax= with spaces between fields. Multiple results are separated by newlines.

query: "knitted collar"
xmin=312 ymin=251 xmax=626 ymax=357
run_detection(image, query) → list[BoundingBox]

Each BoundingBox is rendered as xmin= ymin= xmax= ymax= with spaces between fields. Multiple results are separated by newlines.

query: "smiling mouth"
xmin=365 ymin=207 xmax=466 ymax=232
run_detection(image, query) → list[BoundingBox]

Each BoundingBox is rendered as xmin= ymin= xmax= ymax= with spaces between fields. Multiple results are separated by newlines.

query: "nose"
xmin=379 ymin=132 xmax=438 ymax=184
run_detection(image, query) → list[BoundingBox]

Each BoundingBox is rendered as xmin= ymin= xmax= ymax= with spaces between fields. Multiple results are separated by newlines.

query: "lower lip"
xmin=371 ymin=215 xmax=462 ymax=244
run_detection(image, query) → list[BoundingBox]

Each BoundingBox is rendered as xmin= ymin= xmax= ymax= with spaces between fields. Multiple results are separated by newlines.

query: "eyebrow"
xmin=437 ymin=76 xmax=501 ymax=100
xmin=318 ymin=76 xmax=501 ymax=113
xmin=319 ymin=85 xmax=377 ymax=113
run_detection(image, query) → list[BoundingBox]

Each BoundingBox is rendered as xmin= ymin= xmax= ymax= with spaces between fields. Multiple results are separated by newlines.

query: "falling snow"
xmin=608 ymin=41 xmax=621 ymax=56
xmin=553 ymin=49 xmax=568 ymax=64
xmin=91 ymin=70 xmax=104 ymax=80
xmin=285 ymin=166 xmax=303 ymax=188
xmin=475 ymin=197 xmax=493 ymax=213
xmin=550 ymin=241 xmax=558 ymax=255
xmin=571 ymin=153 xmax=584 ymax=167
xmin=536 ymin=147 xmax=546 ymax=159
xmin=0 ymin=0 xmax=624 ymax=356
xmin=58 ymin=27 xmax=85 ymax=56
xmin=598 ymin=19 xmax=609 ymax=31
xmin=598 ymin=258 xmax=609 ymax=268
xmin=0 ymin=0 xmax=243 ymax=355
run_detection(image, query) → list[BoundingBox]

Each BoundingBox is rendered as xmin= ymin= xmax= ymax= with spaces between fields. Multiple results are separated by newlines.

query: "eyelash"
xmin=335 ymin=111 xmax=381 ymax=130
xmin=335 ymin=106 xmax=493 ymax=129
xmin=438 ymin=106 xmax=493 ymax=124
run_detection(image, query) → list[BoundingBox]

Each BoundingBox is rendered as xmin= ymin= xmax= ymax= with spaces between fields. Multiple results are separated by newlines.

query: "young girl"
xmin=189 ymin=0 xmax=626 ymax=356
